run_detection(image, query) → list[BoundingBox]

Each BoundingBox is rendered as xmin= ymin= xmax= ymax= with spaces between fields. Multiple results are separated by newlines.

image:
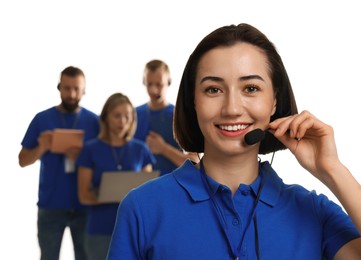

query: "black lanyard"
xmin=59 ymin=108 xmax=82 ymax=129
xmin=199 ymin=160 xmax=269 ymax=260
xmin=110 ymin=145 xmax=126 ymax=171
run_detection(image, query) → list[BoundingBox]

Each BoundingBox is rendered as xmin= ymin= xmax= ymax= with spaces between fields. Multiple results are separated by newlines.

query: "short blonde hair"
xmin=143 ymin=59 xmax=171 ymax=86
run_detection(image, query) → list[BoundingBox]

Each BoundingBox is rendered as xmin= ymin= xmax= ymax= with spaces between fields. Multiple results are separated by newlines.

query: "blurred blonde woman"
xmin=77 ymin=92 xmax=155 ymax=260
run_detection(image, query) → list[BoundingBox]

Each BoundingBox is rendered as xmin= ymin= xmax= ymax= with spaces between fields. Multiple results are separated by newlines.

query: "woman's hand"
xmin=269 ymin=110 xmax=340 ymax=183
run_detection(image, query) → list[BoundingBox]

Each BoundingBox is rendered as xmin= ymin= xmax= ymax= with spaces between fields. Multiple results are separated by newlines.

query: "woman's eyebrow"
xmin=200 ymin=74 xmax=265 ymax=84
xmin=200 ymin=76 xmax=223 ymax=83
xmin=239 ymin=74 xmax=265 ymax=82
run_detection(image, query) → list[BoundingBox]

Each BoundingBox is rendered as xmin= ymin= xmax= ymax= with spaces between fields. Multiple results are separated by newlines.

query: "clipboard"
xmin=50 ymin=128 xmax=84 ymax=153
xmin=97 ymin=171 xmax=160 ymax=203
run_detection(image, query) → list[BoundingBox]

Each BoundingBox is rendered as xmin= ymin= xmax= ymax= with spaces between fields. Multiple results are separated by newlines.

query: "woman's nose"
xmin=221 ymin=92 xmax=243 ymax=116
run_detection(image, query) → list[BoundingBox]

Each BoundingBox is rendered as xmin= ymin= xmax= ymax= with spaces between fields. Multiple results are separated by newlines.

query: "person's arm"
xmin=18 ymin=130 xmax=52 ymax=167
xmin=78 ymin=166 xmax=99 ymax=205
xmin=330 ymin=165 xmax=361 ymax=259
xmin=269 ymin=110 xmax=361 ymax=258
xmin=146 ymin=131 xmax=199 ymax=166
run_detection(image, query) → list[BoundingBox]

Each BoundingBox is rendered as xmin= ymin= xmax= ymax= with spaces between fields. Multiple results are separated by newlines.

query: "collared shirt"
xmin=107 ymin=160 xmax=360 ymax=260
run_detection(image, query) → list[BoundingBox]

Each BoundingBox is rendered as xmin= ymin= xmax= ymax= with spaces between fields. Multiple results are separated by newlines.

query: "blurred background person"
xmin=134 ymin=59 xmax=199 ymax=176
xmin=18 ymin=66 xmax=100 ymax=260
xmin=77 ymin=92 xmax=155 ymax=260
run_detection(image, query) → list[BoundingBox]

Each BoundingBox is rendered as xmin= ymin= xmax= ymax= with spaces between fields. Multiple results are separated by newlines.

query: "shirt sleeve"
xmin=21 ymin=114 xmax=41 ymax=149
xmin=314 ymin=192 xmax=361 ymax=258
xmin=76 ymin=142 xmax=93 ymax=168
xmin=107 ymin=191 xmax=144 ymax=260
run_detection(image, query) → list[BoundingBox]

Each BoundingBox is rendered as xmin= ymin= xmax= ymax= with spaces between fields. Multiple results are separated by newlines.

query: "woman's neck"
xmin=108 ymin=132 xmax=126 ymax=146
xmin=201 ymin=152 xmax=259 ymax=195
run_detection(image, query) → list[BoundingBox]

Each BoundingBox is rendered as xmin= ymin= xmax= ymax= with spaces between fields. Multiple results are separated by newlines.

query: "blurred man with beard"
xmin=18 ymin=66 xmax=99 ymax=260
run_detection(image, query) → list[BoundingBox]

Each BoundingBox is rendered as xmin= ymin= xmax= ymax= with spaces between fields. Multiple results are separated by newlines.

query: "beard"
xmin=61 ymin=100 xmax=80 ymax=113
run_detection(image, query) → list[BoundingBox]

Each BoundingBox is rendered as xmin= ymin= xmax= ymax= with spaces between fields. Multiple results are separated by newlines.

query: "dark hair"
xmin=174 ymin=23 xmax=298 ymax=155
xmin=99 ymin=93 xmax=137 ymax=142
xmin=58 ymin=66 xmax=86 ymax=90
xmin=60 ymin=66 xmax=85 ymax=79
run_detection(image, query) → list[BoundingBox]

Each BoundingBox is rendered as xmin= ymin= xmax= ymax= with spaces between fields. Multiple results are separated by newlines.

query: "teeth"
xmin=219 ymin=125 xmax=248 ymax=131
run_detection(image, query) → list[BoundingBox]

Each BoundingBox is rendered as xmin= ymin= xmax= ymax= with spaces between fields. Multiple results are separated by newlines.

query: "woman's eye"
xmin=245 ymin=85 xmax=259 ymax=93
xmin=205 ymin=87 xmax=221 ymax=94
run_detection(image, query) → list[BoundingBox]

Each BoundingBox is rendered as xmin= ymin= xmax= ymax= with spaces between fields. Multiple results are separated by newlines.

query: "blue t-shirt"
xmin=134 ymin=103 xmax=181 ymax=176
xmin=77 ymin=138 xmax=156 ymax=235
xmin=20 ymin=106 xmax=99 ymax=209
xmin=107 ymin=160 xmax=360 ymax=259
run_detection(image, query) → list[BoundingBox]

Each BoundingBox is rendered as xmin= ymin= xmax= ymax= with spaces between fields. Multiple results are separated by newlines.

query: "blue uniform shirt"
xmin=134 ymin=103 xmax=182 ymax=176
xmin=20 ymin=106 xmax=99 ymax=209
xmin=107 ymin=160 xmax=360 ymax=259
xmin=77 ymin=138 xmax=156 ymax=235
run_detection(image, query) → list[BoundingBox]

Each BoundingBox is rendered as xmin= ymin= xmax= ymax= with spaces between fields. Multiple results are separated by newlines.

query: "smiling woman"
xmin=5 ymin=1 xmax=361 ymax=260
xmin=106 ymin=23 xmax=361 ymax=260
xmin=194 ymin=43 xmax=277 ymax=156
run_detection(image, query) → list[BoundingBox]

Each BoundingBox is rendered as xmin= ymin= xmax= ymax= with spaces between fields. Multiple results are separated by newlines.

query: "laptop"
xmin=97 ymin=171 xmax=160 ymax=203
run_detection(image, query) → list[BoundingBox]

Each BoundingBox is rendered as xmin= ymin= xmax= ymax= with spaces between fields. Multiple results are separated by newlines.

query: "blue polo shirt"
xmin=134 ymin=103 xmax=182 ymax=176
xmin=107 ymin=160 xmax=360 ymax=259
xmin=20 ymin=106 xmax=99 ymax=209
xmin=77 ymin=138 xmax=156 ymax=235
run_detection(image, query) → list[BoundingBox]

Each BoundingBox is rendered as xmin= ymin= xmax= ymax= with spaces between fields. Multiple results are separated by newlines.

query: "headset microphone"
xmin=245 ymin=128 xmax=266 ymax=145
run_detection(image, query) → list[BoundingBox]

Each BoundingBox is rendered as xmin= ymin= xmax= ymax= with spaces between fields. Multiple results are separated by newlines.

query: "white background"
xmin=1 ymin=0 xmax=360 ymax=259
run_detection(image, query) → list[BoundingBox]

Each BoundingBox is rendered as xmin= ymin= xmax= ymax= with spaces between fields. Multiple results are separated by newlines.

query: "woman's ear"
xmin=271 ymin=98 xmax=277 ymax=116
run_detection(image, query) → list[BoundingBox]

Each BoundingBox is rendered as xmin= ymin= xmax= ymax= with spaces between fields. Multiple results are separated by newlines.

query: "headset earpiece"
xmin=57 ymin=83 xmax=60 ymax=90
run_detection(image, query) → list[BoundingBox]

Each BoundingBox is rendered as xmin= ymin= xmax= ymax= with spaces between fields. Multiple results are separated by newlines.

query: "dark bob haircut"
xmin=174 ymin=23 xmax=298 ymax=155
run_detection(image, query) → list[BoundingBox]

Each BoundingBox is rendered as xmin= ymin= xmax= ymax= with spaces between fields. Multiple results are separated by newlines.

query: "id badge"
xmin=65 ymin=157 xmax=75 ymax=173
